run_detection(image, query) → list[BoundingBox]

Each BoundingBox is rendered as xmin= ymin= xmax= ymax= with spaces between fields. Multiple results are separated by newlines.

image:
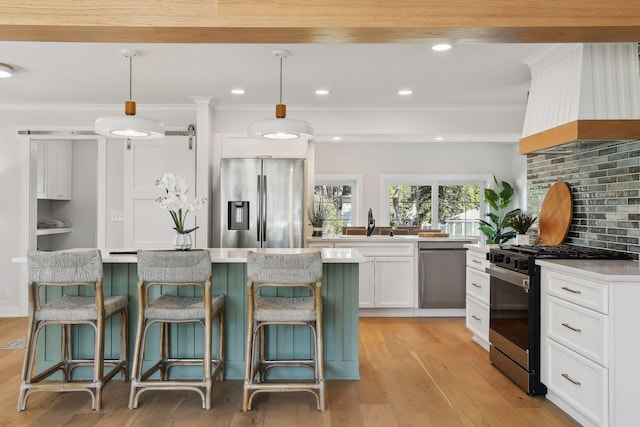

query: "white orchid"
xmin=155 ymin=173 xmax=207 ymax=234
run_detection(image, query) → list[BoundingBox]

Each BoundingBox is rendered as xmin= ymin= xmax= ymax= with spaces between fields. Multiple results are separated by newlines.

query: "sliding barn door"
xmin=123 ymin=136 xmax=197 ymax=249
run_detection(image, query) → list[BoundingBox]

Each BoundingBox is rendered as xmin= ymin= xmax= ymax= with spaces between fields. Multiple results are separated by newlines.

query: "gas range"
xmin=488 ymin=244 xmax=632 ymax=276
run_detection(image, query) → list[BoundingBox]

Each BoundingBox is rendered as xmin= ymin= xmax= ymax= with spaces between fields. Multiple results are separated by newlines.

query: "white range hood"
xmin=519 ymin=43 xmax=640 ymax=154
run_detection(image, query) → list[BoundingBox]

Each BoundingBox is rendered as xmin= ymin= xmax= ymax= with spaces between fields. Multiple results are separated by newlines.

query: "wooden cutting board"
xmin=534 ymin=181 xmax=573 ymax=245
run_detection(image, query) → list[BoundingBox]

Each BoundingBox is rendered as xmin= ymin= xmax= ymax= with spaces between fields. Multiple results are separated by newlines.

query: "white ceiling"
xmin=0 ymin=41 xmax=548 ymax=141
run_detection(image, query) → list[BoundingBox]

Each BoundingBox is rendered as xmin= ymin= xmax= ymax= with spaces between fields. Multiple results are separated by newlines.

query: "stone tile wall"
xmin=526 ymin=139 xmax=640 ymax=258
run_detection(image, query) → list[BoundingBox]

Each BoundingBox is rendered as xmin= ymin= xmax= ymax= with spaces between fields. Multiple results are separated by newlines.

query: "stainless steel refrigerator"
xmin=220 ymin=158 xmax=305 ymax=248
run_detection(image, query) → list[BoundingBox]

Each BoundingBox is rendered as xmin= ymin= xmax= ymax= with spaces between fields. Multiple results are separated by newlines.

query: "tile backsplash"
xmin=527 ymin=139 xmax=640 ymax=257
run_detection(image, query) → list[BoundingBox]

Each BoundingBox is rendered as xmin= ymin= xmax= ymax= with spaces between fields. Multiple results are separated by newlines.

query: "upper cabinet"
xmin=37 ymin=140 xmax=72 ymax=200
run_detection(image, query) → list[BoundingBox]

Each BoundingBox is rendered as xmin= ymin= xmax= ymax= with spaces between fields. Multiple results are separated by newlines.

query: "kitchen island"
xmin=30 ymin=248 xmax=365 ymax=381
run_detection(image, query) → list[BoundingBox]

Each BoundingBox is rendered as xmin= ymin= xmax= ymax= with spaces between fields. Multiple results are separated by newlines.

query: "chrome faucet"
xmin=366 ymin=208 xmax=376 ymax=236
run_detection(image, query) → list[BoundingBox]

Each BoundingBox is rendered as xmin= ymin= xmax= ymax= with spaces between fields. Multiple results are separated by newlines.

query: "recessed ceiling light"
xmin=315 ymin=89 xmax=330 ymax=95
xmin=332 ymin=136 xmax=341 ymax=141
xmin=435 ymin=136 xmax=444 ymax=141
xmin=231 ymin=88 xmax=245 ymax=95
xmin=0 ymin=63 xmax=14 ymax=78
xmin=432 ymin=44 xmax=453 ymax=52
xmin=398 ymin=89 xmax=413 ymax=96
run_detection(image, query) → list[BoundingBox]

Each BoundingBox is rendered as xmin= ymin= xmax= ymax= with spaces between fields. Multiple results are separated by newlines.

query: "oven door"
xmin=487 ymin=265 xmax=531 ymax=371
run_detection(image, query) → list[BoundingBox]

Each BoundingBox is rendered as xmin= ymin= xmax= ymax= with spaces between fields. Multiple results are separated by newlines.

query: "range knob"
xmin=489 ymin=253 xmax=504 ymax=263
xmin=515 ymin=259 xmax=529 ymax=271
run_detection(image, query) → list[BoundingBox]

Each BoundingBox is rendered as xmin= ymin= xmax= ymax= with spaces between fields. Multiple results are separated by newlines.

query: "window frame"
xmin=314 ymin=174 xmax=362 ymax=231
xmin=379 ymin=174 xmax=491 ymax=232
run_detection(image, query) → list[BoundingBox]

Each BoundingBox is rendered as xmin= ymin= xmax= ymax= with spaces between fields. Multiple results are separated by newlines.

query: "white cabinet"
xmin=464 ymin=246 xmax=490 ymax=350
xmin=37 ymin=140 xmax=72 ymax=200
xmin=328 ymin=242 xmax=416 ymax=308
xmin=540 ymin=262 xmax=640 ymax=427
xmin=373 ymin=256 xmax=415 ymax=308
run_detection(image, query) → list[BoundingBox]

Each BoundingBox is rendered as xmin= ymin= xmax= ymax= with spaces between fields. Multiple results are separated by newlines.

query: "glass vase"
xmin=174 ymin=232 xmax=193 ymax=251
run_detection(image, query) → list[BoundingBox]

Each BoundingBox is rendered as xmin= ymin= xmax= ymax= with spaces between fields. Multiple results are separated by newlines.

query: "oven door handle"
xmin=486 ymin=265 xmax=530 ymax=291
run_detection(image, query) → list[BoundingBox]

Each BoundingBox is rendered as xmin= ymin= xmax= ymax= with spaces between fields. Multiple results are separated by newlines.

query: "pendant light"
xmin=248 ymin=50 xmax=313 ymax=140
xmin=0 ymin=63 xmax=14 ymax=78
xmin=95 ymin=50 xmax=165 ymax=139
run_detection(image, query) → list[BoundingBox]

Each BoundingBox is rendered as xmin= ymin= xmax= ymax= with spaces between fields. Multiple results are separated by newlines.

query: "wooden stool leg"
xmin=120 ymin=308 xmax=128 ymax=381
xmin=93 ymin=319 xmax=105 ymax=410
xmin=17 ymin=317 xmax=38 ymax=411
xmin=216 ymin=309 xmax=225 ymax=382
xmin=62 ymin=324 xmax=72 ymax=381
xmin=160 ymin=323 xmax=169 ymax=380
xmin=128 ymin=314 xmax=146 ymax=409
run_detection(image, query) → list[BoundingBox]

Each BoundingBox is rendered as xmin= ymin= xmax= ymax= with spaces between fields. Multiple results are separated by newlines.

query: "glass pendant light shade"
xmin=248 ymin=50 xmax=313 ymax=141
xmin=94 ymin=50 xmax=165 ymax=139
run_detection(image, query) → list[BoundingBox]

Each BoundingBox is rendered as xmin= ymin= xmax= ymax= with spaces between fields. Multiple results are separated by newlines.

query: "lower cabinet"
xmin=464 ymin=246 xmax=490 ymax=350
xmin=372 ymin=256 xmax=415 ymax=308
xmin=539 ymin=262 xmax=640 ymax=427
xmin=310 ymin=241 xmax=416 ymax=309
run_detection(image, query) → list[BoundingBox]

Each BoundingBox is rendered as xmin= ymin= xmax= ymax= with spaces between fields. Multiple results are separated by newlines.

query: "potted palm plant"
xmin=308 ymin=201 xmax=329 ymax=237
xmin=507 ymin=211 xmax=537 ymax=245
xmin=478 ymin=176 xmax=521 ymax=245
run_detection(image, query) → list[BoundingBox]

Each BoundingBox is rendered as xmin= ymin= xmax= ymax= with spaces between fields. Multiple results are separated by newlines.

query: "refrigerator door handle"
xmin=262 ymin=175 xmax=268 ymax=247
xmin=257 ymin=174 xmax=263 ymax=246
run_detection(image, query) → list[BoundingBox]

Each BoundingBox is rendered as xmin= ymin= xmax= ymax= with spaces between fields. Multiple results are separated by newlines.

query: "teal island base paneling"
xmin=36 ymin=261 xmax=360 ymax=381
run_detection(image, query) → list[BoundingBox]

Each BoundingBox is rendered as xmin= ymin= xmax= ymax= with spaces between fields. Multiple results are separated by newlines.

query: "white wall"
xmin=314 ymin=140 xmax=526 ymax=224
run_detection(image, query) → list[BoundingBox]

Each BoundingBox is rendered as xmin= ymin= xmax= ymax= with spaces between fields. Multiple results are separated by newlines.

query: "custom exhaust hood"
xmin=519 ymin=43 xmax=640 ymax=155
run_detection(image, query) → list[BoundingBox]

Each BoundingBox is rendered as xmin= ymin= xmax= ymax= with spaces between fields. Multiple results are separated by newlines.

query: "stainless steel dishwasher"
xmin=418 ymin=241 xmax=470 ymax=308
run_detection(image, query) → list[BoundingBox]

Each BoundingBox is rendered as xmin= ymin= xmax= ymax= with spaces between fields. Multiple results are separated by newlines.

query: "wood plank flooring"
xmin=0 ymin=317 xmax=579 ymax=426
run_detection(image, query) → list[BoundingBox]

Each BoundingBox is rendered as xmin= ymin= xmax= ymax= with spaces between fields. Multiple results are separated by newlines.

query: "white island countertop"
xmin=536 ymin=258 xmax=640 ymax=281
xmin=13 ymin=247 xmax=367 ymax=264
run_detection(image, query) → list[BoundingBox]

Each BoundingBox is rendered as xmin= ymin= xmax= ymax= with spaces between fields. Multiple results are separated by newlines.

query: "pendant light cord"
xmin=279 ymin=55 xmax=283 ymax=104
xmin=128 ymin=54 xmax=133 ymax=101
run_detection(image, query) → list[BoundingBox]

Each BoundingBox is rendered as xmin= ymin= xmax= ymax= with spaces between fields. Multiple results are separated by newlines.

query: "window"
xmin=383 ymin=175 xmax=486 ymax=237
xmin=438 ymin=184 xmax=481 ymax=236
xmin=314 ymin=175 xmax=360 ymax=236
xmin=389 ymin=185 xmax=432 ymax=227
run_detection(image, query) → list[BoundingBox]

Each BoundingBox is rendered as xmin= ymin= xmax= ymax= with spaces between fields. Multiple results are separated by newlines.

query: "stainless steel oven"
xmin=487 ymin=244 xmax=631 ymax=396
xmin=487 ymin=264 xmax=544 ymax=395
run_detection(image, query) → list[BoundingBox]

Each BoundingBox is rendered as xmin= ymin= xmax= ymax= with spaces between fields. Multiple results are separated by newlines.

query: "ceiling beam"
xmin=0 ymin=1 xmax=639 ymax=43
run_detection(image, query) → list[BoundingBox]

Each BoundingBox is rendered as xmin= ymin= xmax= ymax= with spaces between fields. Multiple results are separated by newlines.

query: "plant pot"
xmin=312 ymin=227 xmax=323 ymax=237
xmin=174 ymin=232 xmax=193 ymax=250
xmin=516 ymin=234 xmax=530 ymax=245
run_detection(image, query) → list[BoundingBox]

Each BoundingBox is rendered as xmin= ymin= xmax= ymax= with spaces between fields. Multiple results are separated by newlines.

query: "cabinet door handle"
xmin=472 ymin=260 xmax=482 ymax=264
xmin=561 ymin=286 xmax=582 ymax=294
xmin=471 ymin=315 xmax=481 ymax=321
xmin=561 ymin=322 xmax=582 ymax=333
xmin=561 ymin=373 xmax=581 ymax=386
xmin=472 ymin=283 xmax=482 ymax=288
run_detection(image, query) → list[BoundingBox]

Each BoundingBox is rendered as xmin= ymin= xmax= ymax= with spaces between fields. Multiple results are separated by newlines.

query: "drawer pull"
xmin=561 ymin=322 xmax=582 ymax=333
xmin=561 ymin=373 xmax=582 ymax=386
xmin=471 ymin=315 xmax=481 ymax=321
xmin=561 ymin=286 xmax=582 ymax=294
xmin=472 ymin=283 xmax=482 ymax=288
xmin=472 ymin=260 xmax=482 ymax=264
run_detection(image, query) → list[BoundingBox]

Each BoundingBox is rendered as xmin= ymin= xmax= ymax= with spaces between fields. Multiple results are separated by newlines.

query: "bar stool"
xmin=243 ymin=251 xmax=325 ymax=411
xmin=129 ymin=250 xmax=225 ymax=410
xmin=18 ymin=249 xmax=128 ymax=411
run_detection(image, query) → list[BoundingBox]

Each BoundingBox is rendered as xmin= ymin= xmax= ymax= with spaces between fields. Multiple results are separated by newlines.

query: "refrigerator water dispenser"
xmin=228 ymin=201 xmax=250 ymax=230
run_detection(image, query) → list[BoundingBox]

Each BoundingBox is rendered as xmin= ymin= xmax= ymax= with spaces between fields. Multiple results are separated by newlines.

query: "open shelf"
xmin=37 ymin=227 xmax=72 ymax=236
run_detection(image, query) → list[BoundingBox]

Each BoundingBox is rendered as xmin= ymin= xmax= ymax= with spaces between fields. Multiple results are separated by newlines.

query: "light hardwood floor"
xmin=0 ymin=317 xmax=579 ymax=426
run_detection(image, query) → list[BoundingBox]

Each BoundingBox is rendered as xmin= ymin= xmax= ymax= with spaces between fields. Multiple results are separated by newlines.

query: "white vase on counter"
xmin=516 ymin=234 xmax=530 ymax=245
xmin=174 ymin=232 xmax=193 ymax=250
